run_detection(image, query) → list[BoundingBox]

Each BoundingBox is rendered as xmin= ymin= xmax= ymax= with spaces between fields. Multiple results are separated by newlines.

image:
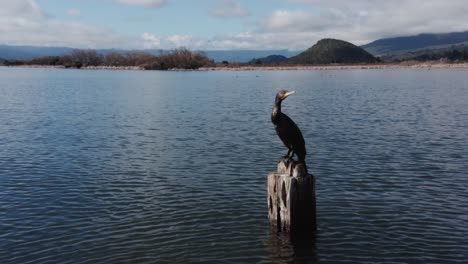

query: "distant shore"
xmin=4 ymin=65 xmax=145 ymax=70
xmin=198 ymin=62 xmax=468 ymax=71
xmin=5 ymin=62 xmax=468 ymax=71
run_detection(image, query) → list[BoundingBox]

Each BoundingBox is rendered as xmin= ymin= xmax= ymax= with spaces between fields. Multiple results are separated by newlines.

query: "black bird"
xmin=271 ymin=90 xmax=307 ymax=167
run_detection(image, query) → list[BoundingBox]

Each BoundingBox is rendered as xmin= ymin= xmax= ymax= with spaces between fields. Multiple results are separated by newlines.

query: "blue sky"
xmin=1 ymin=0 xmax=468 ymax=50
xmin=37 ymin=0 xmax=305 ymax=37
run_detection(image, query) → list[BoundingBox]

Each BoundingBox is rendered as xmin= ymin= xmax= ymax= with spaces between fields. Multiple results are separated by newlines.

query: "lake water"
xmin=0 ymin=67 xmax=467 ymax=263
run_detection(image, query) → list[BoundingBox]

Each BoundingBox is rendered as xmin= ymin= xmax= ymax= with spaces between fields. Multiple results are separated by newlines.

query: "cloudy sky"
xmin=1 ymin=0 xmax=468 ymax=50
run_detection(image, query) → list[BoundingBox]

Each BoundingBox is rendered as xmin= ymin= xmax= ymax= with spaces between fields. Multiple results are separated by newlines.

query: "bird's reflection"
xmin=266 ymin=227 xmax=318 ymax=264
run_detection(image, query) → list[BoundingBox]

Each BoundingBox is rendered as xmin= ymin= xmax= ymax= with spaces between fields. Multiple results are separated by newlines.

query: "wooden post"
xmin=268 ymin=159 xmax=316 ymax=234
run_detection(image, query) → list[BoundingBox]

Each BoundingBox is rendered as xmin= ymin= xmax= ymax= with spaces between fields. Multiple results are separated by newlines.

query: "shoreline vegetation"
xmin=1 ymin=48 xmax=215 ymax=70
xmin=2 ymin=45 xmax=468 ymax=71
xmin=5 ymin=61 xmax=468 ymax=71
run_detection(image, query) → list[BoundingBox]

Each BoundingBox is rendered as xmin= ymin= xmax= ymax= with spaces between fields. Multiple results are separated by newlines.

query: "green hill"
xmin=288 ymin=39 xmax=377 ymax=65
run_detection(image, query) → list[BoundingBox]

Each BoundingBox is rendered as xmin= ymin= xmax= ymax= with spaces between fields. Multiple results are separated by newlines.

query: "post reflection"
xmin=265 ymin=227 xmax=318 ymax=264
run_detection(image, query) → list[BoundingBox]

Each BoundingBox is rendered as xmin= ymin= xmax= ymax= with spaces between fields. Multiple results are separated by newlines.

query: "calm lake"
xmin=1 ymin=67 xmax=467 ymax=263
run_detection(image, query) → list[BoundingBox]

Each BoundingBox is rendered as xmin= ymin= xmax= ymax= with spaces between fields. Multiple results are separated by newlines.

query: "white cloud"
xmin=279 ymin=0 xmax=468 ymax=45
xmin=2 ymin=0 xmax=468 ymax=51
xmin=201 ymin=0 xmax=468 ymax=50
xmin=67 ymin=8 xmax=81 ymax=17
xmin=115 ymin=0 xmax=167 ymax=7
xmin=209 ymin=0 xmax=250 ymax=18
xmin=0 ymin=0 xmax=134 ymax=49
xmin=142 ymin=32 xmax=161 ymax=48
xmin=140 ymin=31 xmax=314 ymax=51
xmin=261 ymin=10 xmax=337 ymax=32
xmin=166 ymin=35 xmax=195 ymax=47
xmin=142 ymin=33 xmax=207 ymax=50
xmin=0 ymin=0 xmax=43 ymax=18
xmin=141 ymin=33 xmax=231 ymax=50
xmin=203 ymin=0 xmax=468 ymax=50
xmin=208 ymin=31 xmax=318 ymax=50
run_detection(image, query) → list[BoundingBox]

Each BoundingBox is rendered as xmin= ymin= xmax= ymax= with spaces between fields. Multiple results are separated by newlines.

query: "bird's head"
xmin=275 ymin=90 xmax=295 ymax=103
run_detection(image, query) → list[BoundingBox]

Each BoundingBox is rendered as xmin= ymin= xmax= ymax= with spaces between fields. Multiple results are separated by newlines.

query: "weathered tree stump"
xmin=268 ymin=159 xmax=316 ymax=234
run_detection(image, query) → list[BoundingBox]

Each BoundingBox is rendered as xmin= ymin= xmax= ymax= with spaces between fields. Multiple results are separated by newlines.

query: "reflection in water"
xmin=266 ymin=227 xmax=318 ymax=264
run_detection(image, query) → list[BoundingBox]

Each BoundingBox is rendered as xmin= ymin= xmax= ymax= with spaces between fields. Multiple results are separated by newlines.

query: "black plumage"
xmin=271 ymin=90 xmax=307 ymax=166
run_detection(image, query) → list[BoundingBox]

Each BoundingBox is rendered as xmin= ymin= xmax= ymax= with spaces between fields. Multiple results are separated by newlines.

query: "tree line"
xmin=2 ymin=48 xmax=215 ymax=70
xmin=382 ymin=48 xmax=468 ymax=63
xmin=412 ymin=49 xmax=468 ymax=62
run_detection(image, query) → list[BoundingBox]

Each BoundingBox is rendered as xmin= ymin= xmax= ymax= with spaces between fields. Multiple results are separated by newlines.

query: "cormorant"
xmin=271 ymin=90 xmax=307 ymax=169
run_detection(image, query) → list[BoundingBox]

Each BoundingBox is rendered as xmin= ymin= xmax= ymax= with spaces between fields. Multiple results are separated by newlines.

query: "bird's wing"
xmin=276 ymin=113 xmax=306 ymax=148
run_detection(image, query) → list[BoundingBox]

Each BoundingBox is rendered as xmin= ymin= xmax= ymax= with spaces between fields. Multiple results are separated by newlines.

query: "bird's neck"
xmin=271 ymin=100 xmax=282 ymax=124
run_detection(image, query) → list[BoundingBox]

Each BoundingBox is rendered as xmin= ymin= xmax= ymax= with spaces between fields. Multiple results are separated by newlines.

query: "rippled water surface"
xmin=1 ymin=67 xmax=467 ymax=263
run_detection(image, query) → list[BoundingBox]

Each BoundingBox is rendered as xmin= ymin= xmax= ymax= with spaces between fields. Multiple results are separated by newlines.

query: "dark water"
xmin=1 ymin=67 xmax=467 ymax=263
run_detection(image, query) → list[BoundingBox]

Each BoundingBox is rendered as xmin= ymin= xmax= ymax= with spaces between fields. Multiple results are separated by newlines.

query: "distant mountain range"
xmin=248 ymin=55 xmax=288 ymax=65
xmin=361 ymin=31 xmax=468 ymax=56
xmin=0 ymin=45 xmax=74 ymax=60
xmin=204 ymin=50 xmax=299 ymax=63
xmin=0 ymin=45 xmax=299 ymax=63
xmin=3 ymin=30 xmax=468 ymax=63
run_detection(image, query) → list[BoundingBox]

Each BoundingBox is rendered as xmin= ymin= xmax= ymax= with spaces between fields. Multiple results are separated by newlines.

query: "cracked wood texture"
xmin=268 ymin=159 xmax=316 ymax=235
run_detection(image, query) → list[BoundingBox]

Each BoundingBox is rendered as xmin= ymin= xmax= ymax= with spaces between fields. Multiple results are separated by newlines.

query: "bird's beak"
xmin=284 ymin=91 xmax=295 ymax=98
